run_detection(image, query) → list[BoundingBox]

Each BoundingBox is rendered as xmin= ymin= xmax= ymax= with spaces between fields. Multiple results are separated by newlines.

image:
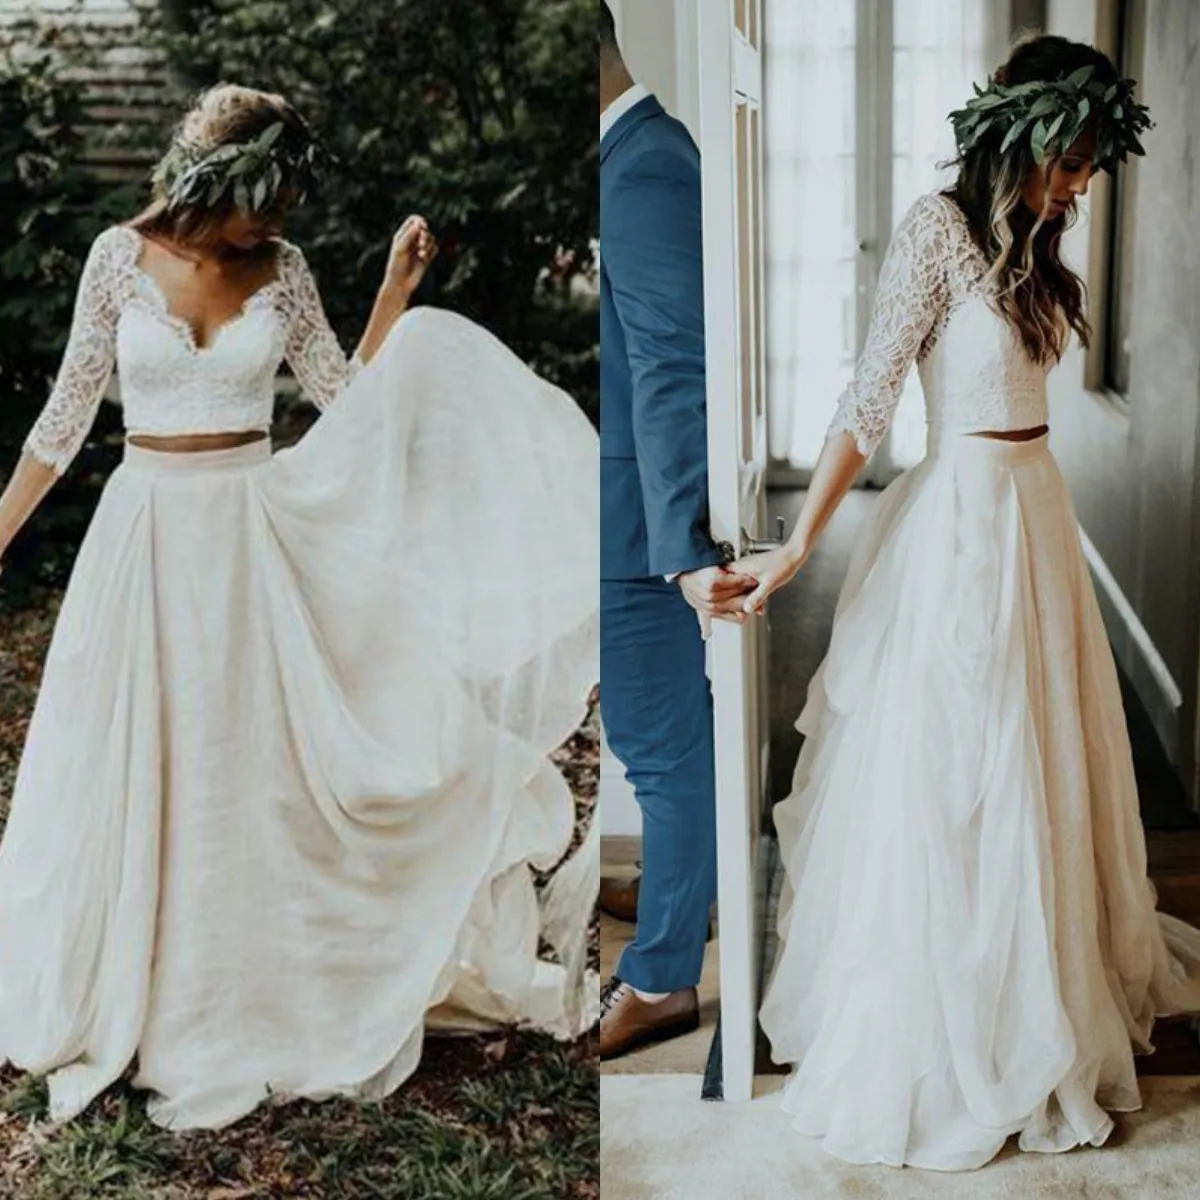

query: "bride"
xmin=734 ymin=34 xmax=1200 ymax=1171
xmin=0 ymin=83 xmax=598 ymax=1130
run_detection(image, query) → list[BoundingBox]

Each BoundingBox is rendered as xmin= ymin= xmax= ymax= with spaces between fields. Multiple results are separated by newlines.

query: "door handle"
xmin=741 ymin=516 xmax=786 ymax=556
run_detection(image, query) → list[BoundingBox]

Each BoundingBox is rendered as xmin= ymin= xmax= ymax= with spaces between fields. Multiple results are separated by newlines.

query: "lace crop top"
xmin=23 ymin=224 xmax=363 ymax=474
xmin=827 ymin=191 xmax=1053 ymax=459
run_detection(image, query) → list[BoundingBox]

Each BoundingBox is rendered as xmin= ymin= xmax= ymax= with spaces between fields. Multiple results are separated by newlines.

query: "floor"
xmin=601 ymin=485 xmax=1200 ymax=1080
xmin=598 ymin=841 xmax=722 ymax=1075
xmin=600 ymin=1073 xmax=1200 ymax=1200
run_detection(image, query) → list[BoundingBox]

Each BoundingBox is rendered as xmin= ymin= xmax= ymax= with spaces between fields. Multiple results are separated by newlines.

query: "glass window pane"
xmin=764 ymin=1 xmax=858 ymax=467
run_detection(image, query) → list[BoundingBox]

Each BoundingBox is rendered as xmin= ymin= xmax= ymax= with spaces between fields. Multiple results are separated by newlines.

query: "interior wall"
xmin=605 ymin=0 xmax=700 ymax=135
xmin=1046 ymin=0 xmax=1200 ymax=798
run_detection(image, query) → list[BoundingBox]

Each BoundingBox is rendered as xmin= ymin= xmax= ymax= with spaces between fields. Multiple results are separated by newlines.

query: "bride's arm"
xmin=282 ymin=218 xmax=436 ymax=411
xmin=0 ymin=228 xmax=124 ymax=569
xmin=735 ymin=193 xmax=955 ymax=612
xmin=355 ymin=216 xmax=437 ymax=365
xmin=0 ymin=458 xmax=59 ymax=571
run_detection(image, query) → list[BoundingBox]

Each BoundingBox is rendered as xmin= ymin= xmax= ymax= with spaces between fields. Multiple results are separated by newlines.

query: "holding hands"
xmin=730 ymin=543 xmax=810 ymax=616
xmin=674 ymin=534 xmax=812 ymax=638
xmin=675 ymin=564 xmax=757 ymax=639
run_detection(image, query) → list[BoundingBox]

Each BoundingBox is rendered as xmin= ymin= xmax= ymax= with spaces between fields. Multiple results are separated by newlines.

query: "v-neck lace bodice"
xmin=130 ymin=247 xmax=283 ymax=355
xmin=827 ymin=192 xmax=1053 ymax=460
xmin=24 ymin=225 xmax=363 ymax=474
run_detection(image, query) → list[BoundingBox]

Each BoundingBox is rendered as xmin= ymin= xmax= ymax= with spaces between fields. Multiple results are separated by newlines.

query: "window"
xmin=1100 ymin=0 xmax=1143 ymax=397
xmin=764 ymin=0 xmax=997 ymax=478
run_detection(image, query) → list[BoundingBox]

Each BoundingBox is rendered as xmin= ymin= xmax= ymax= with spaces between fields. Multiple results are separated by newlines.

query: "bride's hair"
xmin=943 ymin=33 xmax=1121 ymax=366
xmin=130 ymin=83 xmax=316 ymax=252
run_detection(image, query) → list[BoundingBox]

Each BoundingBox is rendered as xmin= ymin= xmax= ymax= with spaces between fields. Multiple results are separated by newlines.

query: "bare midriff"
xmin=967 ymin=424 xmax=1049 ymax=442
xmin=126 ymin=430 xmax=268 ymax=452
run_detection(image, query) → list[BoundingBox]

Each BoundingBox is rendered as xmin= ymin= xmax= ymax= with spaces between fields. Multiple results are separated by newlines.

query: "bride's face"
xmin=1021 ymin=126 xmax=1098 ymax=221
xmin=215 ymin=207 xmax=285 ymax=251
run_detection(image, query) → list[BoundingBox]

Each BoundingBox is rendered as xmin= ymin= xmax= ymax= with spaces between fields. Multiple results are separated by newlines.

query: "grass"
xmin=0 ymin=588 xmax=600 ymax=1199
xmin=0 ymin=1033 xmax=599 ymax=1198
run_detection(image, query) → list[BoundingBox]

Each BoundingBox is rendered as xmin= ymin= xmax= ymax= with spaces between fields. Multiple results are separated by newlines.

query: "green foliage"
xmin=142 ymin=0 xmax=599 ymax=419
xmin=153 ymin=117 xmax=325 ymax=214
xmin=0 ymin=44 xmax=136 ymax=436
xmin=0 ymin=41 xmax=140 ymax=600
xmin=0 ymin=0 xmax=597 ymax=601
xmin=949 ymin=63 xmax=1153 ymax=172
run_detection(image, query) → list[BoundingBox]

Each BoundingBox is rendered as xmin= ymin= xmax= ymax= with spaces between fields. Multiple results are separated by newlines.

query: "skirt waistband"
xmin=925 ymin=427 xmax=1051 ymax=467
xmin=120 ymin=437 xmax=273 ymax=475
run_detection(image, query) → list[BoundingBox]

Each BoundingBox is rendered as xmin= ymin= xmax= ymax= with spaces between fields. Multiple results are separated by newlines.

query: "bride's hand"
xmin=733 ymin=544 xmax=809 ymax=615
xmin=384 ymin=215 xmax=439 ymax=298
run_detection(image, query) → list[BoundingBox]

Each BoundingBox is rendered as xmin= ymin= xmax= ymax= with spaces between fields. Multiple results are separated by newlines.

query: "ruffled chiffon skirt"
xmin=760 ymin=431 xmax=1200 ymax=1171
xmin=0 ymin=307 xmax=599 ymax=1130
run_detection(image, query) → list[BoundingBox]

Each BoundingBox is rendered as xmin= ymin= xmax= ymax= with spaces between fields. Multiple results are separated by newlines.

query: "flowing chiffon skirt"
xmin=760 ymin=430 xmax=1200 ymax=1171
xmin=0 ymin=307 xmax=599 ymax=1130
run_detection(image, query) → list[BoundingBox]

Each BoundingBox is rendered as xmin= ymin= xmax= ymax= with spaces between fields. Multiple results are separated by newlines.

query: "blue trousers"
xmin=601 ymin=577 xmax=717 ymax=992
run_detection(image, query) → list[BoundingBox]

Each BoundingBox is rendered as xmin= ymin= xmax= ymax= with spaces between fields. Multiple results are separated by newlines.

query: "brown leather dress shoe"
xmin=599 ymin=976 xmax=700 ymax=1060
xmin=598 ymin=875 xmax=640 ymax=923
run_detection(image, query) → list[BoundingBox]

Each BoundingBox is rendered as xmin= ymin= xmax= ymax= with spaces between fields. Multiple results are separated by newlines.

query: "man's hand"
xmin=676 ymin=565 xmax=757 ymax=639
xmin=731 ymin=544 xmax=809 ymax=615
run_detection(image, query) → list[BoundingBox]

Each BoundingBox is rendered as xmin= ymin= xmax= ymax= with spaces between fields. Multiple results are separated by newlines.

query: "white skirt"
xmin=0 ymin=307 xmax=599 ymax=1130
xmin=760 ymin=431 xmax=1200 ymax=1172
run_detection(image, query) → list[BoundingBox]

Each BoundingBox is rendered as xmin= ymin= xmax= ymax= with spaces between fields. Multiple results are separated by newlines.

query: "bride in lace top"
xmin=0 ymin=83 xmax=598 ymax=1131
xmin=728 ymin=35 xmax=1200 ymax=1173
xmin=20 ymin=222 xmax=367 ymax=474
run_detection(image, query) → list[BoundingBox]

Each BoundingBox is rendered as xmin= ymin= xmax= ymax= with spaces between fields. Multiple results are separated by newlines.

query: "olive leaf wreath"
xmin=151 ymin=120 xmax=329 ymax=215
xmin=948 ymin=63 xmax=1153 ymax=173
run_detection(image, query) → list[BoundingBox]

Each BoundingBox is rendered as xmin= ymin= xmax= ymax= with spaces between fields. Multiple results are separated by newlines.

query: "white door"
xmin=698 ymin=0 xmax=773 ymax=1103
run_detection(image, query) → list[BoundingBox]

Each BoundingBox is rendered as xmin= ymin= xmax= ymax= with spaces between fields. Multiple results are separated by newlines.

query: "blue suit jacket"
xmin=600 ymin=94 xmax=723 ymax=581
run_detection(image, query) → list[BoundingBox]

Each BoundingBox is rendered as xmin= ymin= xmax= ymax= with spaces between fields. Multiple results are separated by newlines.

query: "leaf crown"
xmin=948 ymin=63 xmax=1153 ymax=173
xmin=151 ymin=120 xmax=327 ymax=216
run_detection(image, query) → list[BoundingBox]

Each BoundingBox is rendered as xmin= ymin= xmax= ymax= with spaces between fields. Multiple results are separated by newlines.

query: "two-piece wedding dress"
xmin=759 ymin=191 xmax=1200 ymax=1171
xmin=0 ymin=224 xmax=599 ymax=1130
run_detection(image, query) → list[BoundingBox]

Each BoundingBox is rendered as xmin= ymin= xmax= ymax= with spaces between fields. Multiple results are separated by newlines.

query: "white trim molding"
xmin=1078 ymin=525 xmax=1183 ymax=765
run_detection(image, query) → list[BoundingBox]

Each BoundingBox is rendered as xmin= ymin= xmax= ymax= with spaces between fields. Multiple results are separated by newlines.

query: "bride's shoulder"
xmin=89 ymin=223 xmax=141 ymax=261
xmin=70 ymin=224 xmax=141 ymax=294
xmin=900 ymin=191 xmax=966 ymax=232
xmin=269 ymin=237 xmax=306 ymax=272
xmin=890 ymin=192 xmax=972 ymax=263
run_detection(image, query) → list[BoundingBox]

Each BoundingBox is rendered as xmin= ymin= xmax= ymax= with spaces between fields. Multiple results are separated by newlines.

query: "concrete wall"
xmin=605 ymin=0 xmax=700 ymax=138
xmin=1046 ymin=0 xmax=1200 ymax=798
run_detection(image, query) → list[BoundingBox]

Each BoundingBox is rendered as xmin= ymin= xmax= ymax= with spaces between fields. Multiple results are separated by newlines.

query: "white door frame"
xmin=698 ymin=0 xmax=769 ymax=1104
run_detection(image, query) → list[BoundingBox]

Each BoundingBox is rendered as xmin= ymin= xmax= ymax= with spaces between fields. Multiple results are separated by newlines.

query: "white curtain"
xmin=763 ymin=2 xmax=857 ymax=467
xmin=765 ymin=0 xmax=990 ymax=471
xmin=888 ymin=0 xmax=989 ymax=467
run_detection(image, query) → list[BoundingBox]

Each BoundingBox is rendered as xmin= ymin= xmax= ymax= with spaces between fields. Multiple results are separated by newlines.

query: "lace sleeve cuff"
xmin=827 ymin=391 xmax=887 ymax=460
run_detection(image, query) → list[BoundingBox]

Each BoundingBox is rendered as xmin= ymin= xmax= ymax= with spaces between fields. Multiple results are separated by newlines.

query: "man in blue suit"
xmin=598 ymin=7 xmax=753 ymax=1060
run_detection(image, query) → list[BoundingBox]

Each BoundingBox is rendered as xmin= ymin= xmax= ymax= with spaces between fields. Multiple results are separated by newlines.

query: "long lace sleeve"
xmin=278 ymin=242 xmax=363 ymax=412
xmin=23 ymin=227 xmax=128 ymax=474
xmin=827 ymin=193 xmax=954 ymax=459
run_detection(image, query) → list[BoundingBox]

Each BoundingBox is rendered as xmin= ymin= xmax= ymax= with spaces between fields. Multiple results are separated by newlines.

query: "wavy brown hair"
xmin=942 ymin=34 xmax=1121 ymax=366
xmin=129 ymin=83 xmax=315 ymax=259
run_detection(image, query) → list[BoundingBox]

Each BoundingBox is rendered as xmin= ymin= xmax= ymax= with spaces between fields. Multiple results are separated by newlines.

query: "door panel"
xmin=698 ymin=0 xmax=770 ymax=1104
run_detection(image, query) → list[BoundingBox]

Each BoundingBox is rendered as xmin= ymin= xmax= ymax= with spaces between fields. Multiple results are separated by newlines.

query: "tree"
xmin=142 ymin=0 xmax=599 ymax=420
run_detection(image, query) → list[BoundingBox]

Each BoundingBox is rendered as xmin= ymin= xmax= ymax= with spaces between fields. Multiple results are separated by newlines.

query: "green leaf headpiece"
xmin=151 ymin=120 xmax=327 ymax=215
xmin=948 ymin=63 xmax=1152 ymax=173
